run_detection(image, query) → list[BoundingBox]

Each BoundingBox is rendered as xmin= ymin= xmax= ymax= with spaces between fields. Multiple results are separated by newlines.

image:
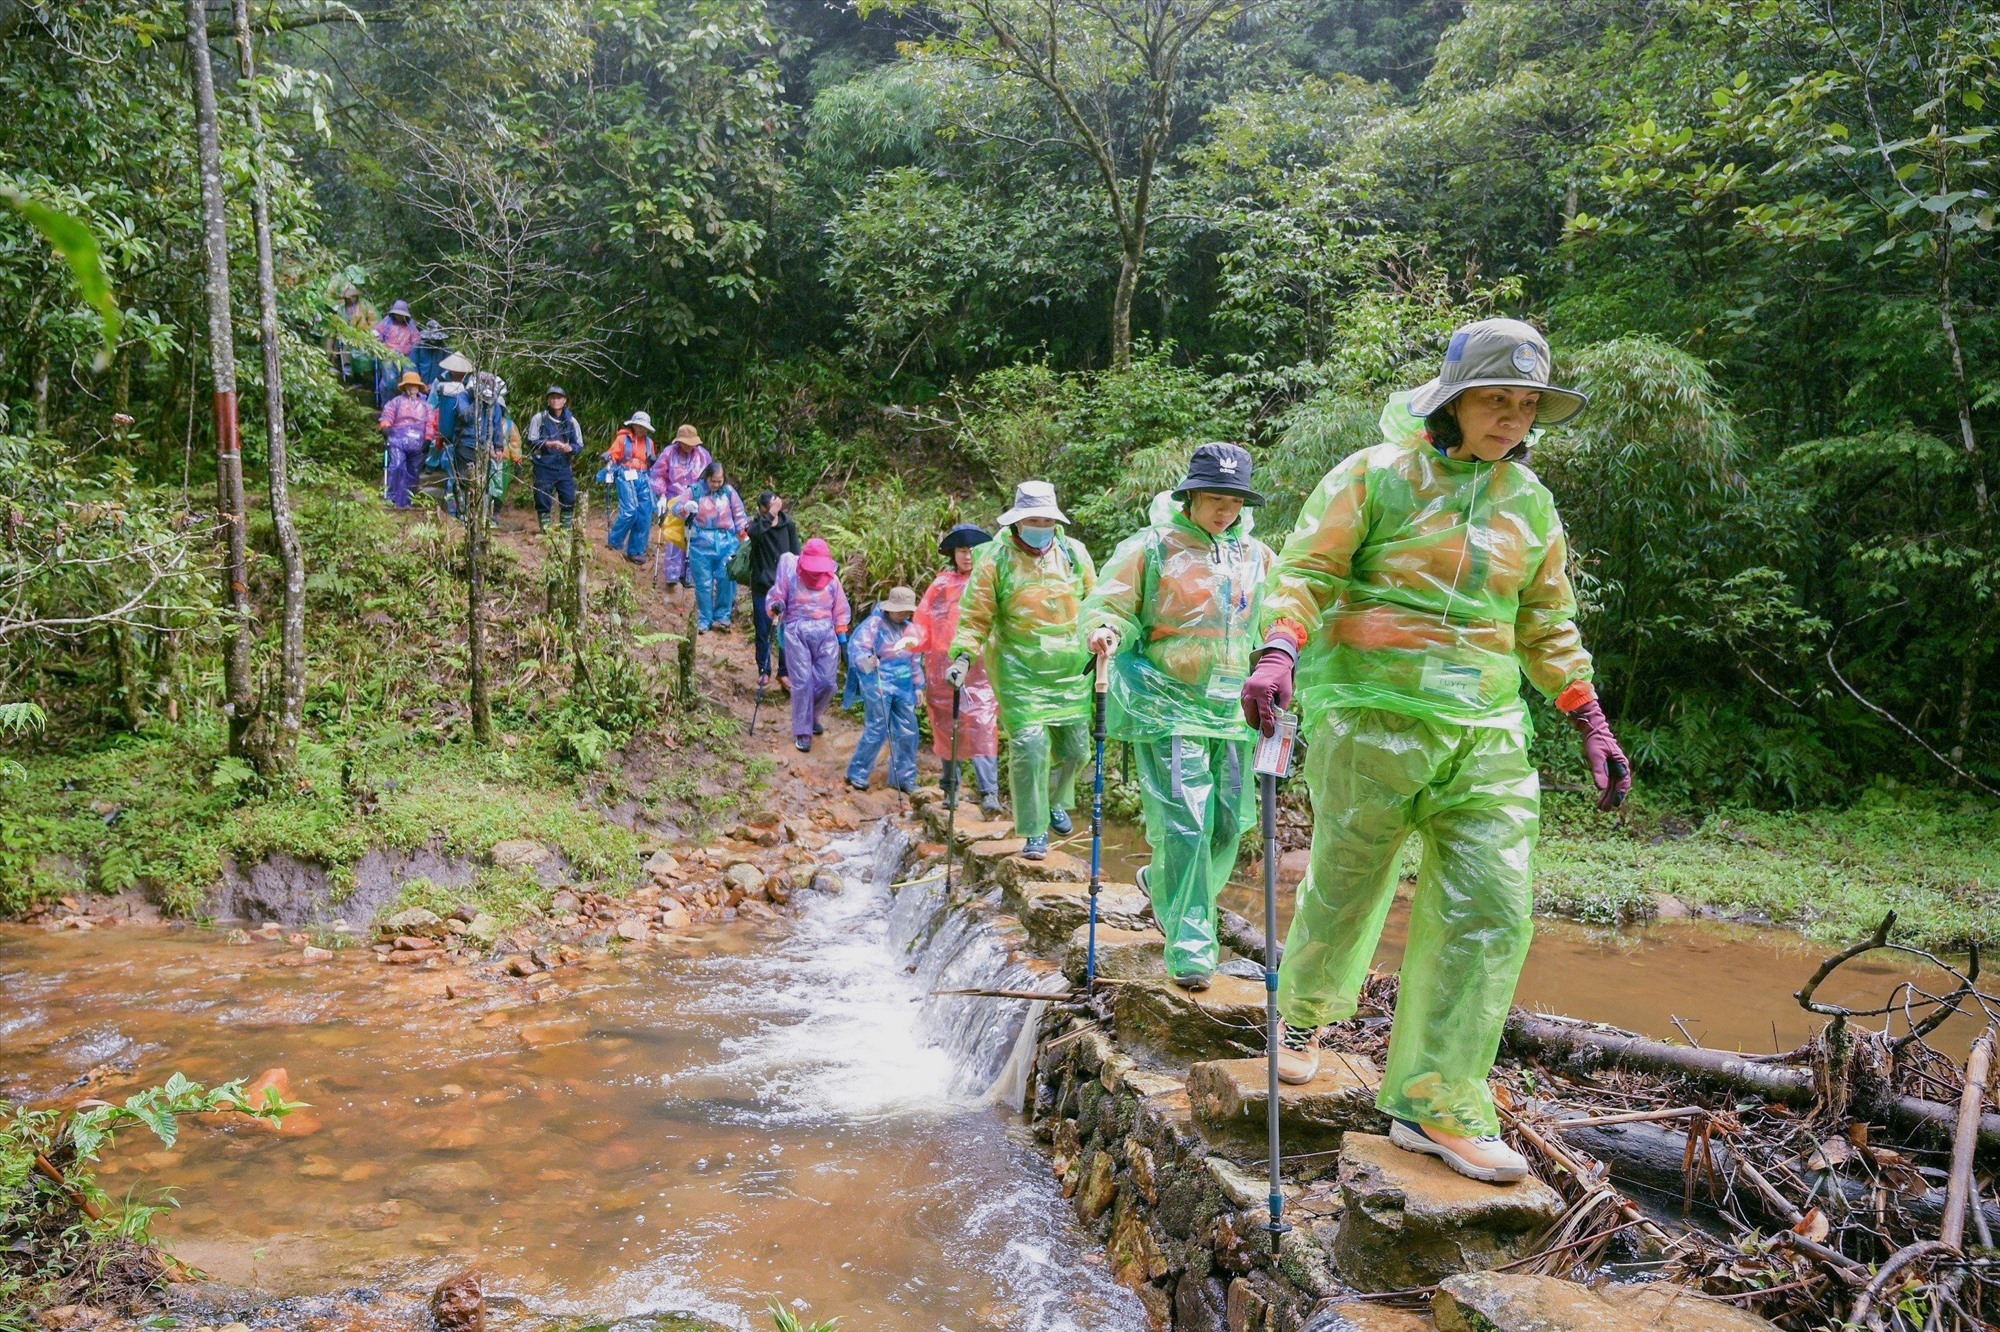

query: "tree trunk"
xmin=1936 ymin=229 xmax=1992 ymax=778
xmin=184 ymin=0 xmax=257 ymax=755
xmin=108 ymin=624 xmax=146 ymax=731
xmin=1109 ymin=243 xmax=1140 ymax=371
xmin=467 ymin=406 xmax=493 ymax=745
xmin=231 ymin=0 xmax=305 ymax=776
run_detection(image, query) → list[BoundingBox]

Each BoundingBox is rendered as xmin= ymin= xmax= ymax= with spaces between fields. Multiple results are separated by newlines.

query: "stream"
xmin=1 ymin=827 xmax=1144 ymax=1332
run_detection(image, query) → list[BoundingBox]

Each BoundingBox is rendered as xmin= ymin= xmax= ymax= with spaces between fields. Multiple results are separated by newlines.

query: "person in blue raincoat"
xmin=846 ymin=586 xmax=924 ymax=793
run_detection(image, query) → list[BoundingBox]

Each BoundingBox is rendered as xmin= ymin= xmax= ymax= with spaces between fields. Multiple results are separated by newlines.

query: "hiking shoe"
xmin=1276 ymin=1021 xmax=1322 ymax=1085
xmin=812 ymin=721 xmax=824 ymax=736
xmin=1049 ymin=808 xmax=1073 ymax=836
xmin=980 ymin=792 xmax=1003 ymax=819
xmin=1171 ymin=969 xmax=1213 ymax=993
xmin=1021 ymin=834 xmax=1049 ymax=861
xmin=795 ymin=737 xmax=812 ymax=753
xmin=1389 ymin=1119 xmax=1530 ymax=1184
xmin=846 ymin=777 xmax=869 ymax=792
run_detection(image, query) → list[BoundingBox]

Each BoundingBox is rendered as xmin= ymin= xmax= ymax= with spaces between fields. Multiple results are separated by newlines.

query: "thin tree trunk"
xmin=108 ymin=624 xmax=146 ymax=731
xmin=184 ymin=0 xmax=256 ymax=756
xmin=232 ymin=0 xmax=305 ymax=775
xmin=467 ymin=402 xmax=493 ymax=745
xmin=1110 ymin=245 xmax=1139 ymax=371
xmin=1936 ymin=229 xmax=1992 ymax=777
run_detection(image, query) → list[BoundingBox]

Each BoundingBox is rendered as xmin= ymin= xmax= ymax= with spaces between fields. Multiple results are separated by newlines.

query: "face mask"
xmin=1017 ymin=524 xmax=1055 ymax=550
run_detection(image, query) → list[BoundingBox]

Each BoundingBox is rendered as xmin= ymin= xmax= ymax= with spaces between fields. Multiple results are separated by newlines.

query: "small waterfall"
xmin=841 ymin=820 xmax=1066 ymax=1104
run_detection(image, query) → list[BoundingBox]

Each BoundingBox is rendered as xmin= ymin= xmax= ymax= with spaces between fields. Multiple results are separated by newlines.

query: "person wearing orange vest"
xmin=604 ymin=411 xmax=658 ymax=564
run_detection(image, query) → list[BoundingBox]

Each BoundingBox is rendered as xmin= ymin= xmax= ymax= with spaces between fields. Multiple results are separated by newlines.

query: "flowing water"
xmin=0 ymin=825 xmax=1144 ymax=1332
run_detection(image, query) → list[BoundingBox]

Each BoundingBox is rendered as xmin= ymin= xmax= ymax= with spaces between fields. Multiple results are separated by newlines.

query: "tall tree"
xmin=232 ymin=0 xmax=307 ymax=774
xmin=184 ymin=0 xmax=257 ymax=757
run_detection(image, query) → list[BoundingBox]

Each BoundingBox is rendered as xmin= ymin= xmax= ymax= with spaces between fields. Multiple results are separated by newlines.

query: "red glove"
xmin=1240 ymin=649 xmax=1295 ymax=736
xmin=1565 ymin=699 xmax=1631 ymax=811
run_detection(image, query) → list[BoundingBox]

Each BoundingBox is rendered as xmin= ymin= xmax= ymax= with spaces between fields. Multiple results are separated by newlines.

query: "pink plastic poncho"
xmin=906 ymin=567 xmax=1000 ymax=760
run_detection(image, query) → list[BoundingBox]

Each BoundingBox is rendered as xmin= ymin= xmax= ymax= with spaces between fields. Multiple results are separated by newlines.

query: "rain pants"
xmin=651 ymin=442 xmax=712 ymax=584
xmin=907 ymin=568 xmax=1001 ymax=800
xmin=767 ymin=553 xmax=851 ymax=742
xmin=676 ymin=481 xmax=748 ymax=629
xmin=1084 ymin=507 xmax=1272 ymax=980
xmin=949 ymin=533 xmax=1097 ymax=839
xmin=378 ymin=393 xmax=431 ymax=509
xmin=527 ymin=408 xmax=583 ymax=528
xmin=604 ymin=429 xmax=657 ymax=559
xmin=1262 ymin=391 xmax=1595 ymax=1138
xmin=845 ymin=610 xmax=923 ymax=791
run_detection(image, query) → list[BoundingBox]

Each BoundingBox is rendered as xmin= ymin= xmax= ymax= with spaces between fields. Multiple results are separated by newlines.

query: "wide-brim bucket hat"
xmin=881 ymin=586 xmax=919 ymax=614
xmin=673 ymin=424 xmax=703 ymax=448
xmin=388 ymin=299 xmax=412 ymax=318
xmin=1408 ymin=318 xmax=1588 ymax=425
xmin=996 ymin=480 xmax=1069 ymax=527
xmin=1171 ymin=442 xmax=1266 ymax=506
xmin=939 ymin=523 xmax=991 ymax=555
xmin=799 ymin=537 xmax=837 ymax=576
xmin=440 ymin=352 xmax=475 ymax=375
xmin=396 ymin=370 xmax=425 ymax=390
xmin=624 ymin=410 xmax=655 ymax=432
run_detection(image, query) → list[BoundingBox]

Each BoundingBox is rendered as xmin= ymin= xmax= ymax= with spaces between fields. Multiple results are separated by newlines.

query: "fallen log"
xmin=1504 ymin=1011 xmax=2000 ymax=1156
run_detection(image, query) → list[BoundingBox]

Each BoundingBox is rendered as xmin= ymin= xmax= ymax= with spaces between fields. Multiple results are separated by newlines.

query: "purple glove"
xmin=1240 ymin=650 xmax=1295 ymax=736
xmin=1565 ymin=699 xmax=1631 ymax=811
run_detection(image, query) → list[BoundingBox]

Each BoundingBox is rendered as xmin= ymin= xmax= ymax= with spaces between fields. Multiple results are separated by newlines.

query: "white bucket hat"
xmin=996 ymin=480 xmax=1069 ymax=527
xmin=624 ymin=410 xmax=655 ymax=432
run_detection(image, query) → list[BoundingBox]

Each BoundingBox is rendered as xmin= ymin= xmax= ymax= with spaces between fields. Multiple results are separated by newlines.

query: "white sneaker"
xmin=1275 ymin=1021 xmax=1321 ymax=1085
xmin=1389 ymin=1118 xmax=1530 ymax=1183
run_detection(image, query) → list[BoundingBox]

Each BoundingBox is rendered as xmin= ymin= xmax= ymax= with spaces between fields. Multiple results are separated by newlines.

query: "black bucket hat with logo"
xmin=1171 ymin=442 xmax=1266 ymax=506
xmin=1408 ymin=318 xmax=1589 ymax=425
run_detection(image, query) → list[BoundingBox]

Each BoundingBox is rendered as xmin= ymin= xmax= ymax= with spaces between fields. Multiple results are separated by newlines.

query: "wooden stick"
xmin=931 ymin=987 xmax=1072 ymax=1001
xmin=1503 ymin=1108 xmax=1677 ymax=1249
xmin=1551 ymin=1106 xmax=1707 ymax=1130
xmin=1850 ymin=1240 xmax=1954 ymax=1331
xmin=33 ymin=1153 xmax=103 ymax=1222
xmin=1940 ymin=1024 xmax=1995 ymax=1251
xmin=1772 ymin=1231 xmax=1869 ymax=1285
xmin=1733 ymin=1154 xmax=1804 ymax=1228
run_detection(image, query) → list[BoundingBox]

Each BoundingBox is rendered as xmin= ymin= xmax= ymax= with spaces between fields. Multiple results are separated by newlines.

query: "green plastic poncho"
xmin=1261 ymin=390 xmax=1598 ymax=1138
xmin=950 ymin=530 xmax=1098 ymax=839
xmin=1084 ymin=502 xmax=1274 ymax=979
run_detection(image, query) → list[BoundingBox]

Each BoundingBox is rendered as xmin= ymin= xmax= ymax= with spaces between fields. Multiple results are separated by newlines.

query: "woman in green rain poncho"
xmin=1082 ymin=444 xmax=1274 ymax=991
xmin=1240 ymin=319 xmax=1632 ymax=1184
xmin=948 ymin=481 xmax=1098 ymax=861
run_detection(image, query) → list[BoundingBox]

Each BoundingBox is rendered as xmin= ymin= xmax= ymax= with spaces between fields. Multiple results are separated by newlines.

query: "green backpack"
xmin=726 ymin=538 xmax=754 ymax=585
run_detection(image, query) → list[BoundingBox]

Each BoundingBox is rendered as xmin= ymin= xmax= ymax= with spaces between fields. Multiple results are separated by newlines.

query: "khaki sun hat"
xmin=673 ymin=423 xmax=703 ymax=447
xmin=881 ymin=586 xmax=918 ymax=614
xmin=1408 ymin=318 xmax=1588 ymax=425
xmin=396 ymin=370 xmax=425 ymax=390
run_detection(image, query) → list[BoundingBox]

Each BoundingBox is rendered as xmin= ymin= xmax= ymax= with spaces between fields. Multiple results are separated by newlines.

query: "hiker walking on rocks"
xmin=767 ymin=536 xmax=850 ymax=752
xmin=526 ymin=386 xmax=583 ymax=532
xmin=905 ymin=524 xmax=1003 ymax=817
xmin=673 ymin=460 xmax=750 ymax=631
xmin=378 ymin=370 xmax=431 ymax=510
xmin=1240 ymin=319 xmax=1631 ymax=1184
xmin=651 ymin=424 xmax=712 ymax=589
xmin=747 ymin=492 xmax=802 ymax=686
xmin=845 ymin=586 xmax=923 ymax=792
xmin=1084 ymin=445 xmax=1273 ymax=991
xmin=604 ymin=411 xmax=659 ymax=563
xmin=947 ymin=482 xmax=1096 ymax=861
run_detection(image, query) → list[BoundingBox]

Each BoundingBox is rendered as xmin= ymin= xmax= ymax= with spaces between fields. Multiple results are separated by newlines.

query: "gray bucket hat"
xmin=1408 ymin=318 xmax=1588 ymax=425
xmin=881 ymin=586 xmax=919 ymax=614
xmin=996 ymin=480 xmax=1069 ymax=527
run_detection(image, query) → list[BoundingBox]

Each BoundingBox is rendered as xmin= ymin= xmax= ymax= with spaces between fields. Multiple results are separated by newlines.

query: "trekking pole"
xmin=750 ymin=680 xmax=764 ymax=736
xmin=943 ymin=684 xmax=963 ymax=896
xmin=1254 ymin=706 xmax=1299 ymax=1256
xmin=1085 ymin=650 xmax=1109 ymax=989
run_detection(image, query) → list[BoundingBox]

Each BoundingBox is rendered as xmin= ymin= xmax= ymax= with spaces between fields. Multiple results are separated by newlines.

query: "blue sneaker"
xmin=1021 ymin=834 xmax=1049 ymax=861
xmin=1049 ymin=808 xmax=1073 ymax=836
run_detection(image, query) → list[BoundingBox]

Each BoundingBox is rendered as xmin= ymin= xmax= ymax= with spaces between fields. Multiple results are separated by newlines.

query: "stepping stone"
xmin=1187 ymin=1055 xmax=1386 ymax=1161
xmin=1014 ymin=879 xmax=1149 ymax=951
xmin=943 ymin=812 xmax=1015 ymax=848
xmin=1311 ymin=1302 xmax=1433 ymax=1332
xmin=1434 ymin=1272 xmax=1781 ymax=1332
xmin=1062 ymin=924 xmax=1166 ymax=983
xmin=1113 ymin=976 xmax=1266 ymax=1064
xmin=1332 ymin=1133 xmax=1565 ymax=1292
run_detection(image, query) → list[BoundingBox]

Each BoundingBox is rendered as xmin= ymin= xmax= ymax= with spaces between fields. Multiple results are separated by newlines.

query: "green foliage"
xmin=1 ymin=1075 xmax=296 ymax=1326
xmin=802 ymin=474 xmax=964 ymax=606
xmin=0 ymin=188 xmax=120 ymax=366
xmin=767 ymin=1301 xmax=840 ymax=1332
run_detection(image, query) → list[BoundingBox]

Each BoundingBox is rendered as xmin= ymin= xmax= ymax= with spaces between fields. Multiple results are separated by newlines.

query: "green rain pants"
xmin=1136 ymin=735 xmax=1253 ymax=981
xmin=1008 ymin=720 xmax=1090 ymax=839
xmin=1277 ymin=707 xmax=1539 ymax=1138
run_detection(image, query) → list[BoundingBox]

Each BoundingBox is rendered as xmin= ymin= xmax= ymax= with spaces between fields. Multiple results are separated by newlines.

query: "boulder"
xmin=551 ymin=889 xmax=581 ymax=915
xmin=490 ymin=840 xmax=548 ymax=869
xmin=644 ymin=849 xmax=683 ymax=878
xmin=614 ymin=918 xmax=651 ymax=944
xmin=1062 ymin=924 xmax=1167 ymax=984
xmin=1189 ymin=1055 xmax=1386 ymax=1160
xmin=400 ymin=1159 xmax=496 ymax=1209
xmin=1306 ymin=1302 xmax=1433 ymax=1332
xmin=809 ymin=870 xmax=844 ymax=895
xmin=380 ymin=907 xmax=447 ymax=939
xmin=1014 ymin=880 xmax=1150 ymax=951
xmin=722 ymin=862 xmax=767 ymax=902
xmin=1332 ymin=1134 xmax=1566 ymax=1292
xmin=430 ymin=1268 xmax=485 ymax=1332
xmin=1433 ymin=1272 xmax=1781 ymax=1332
xmin=466 ymin=913 xmax=501 ymax=948
xmin=1114 ymin=978 xmax=1265 ymax=1064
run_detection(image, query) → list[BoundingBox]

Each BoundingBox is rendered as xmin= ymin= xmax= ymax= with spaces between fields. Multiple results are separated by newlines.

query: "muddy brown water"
xmin=1083 ymin=820 xmax=1983 ymax=1059
xmin=1 ymin=859 xmax=1144 ymax=1331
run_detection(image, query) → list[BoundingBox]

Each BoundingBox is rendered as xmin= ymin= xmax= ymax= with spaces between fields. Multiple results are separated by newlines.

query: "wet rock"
xmin=1433 ymin=1272 xmax=1780 ymax=1332
xmin=1114 ymin=978 xmax=1264 ymax=1064
xmin=1189 ymin=1056 xmax=1386 ymax=1160
xmin=809 ymin=870 xmax=843 ymax=894
xmin=1076 ymin=1149 xmax=1118 ymax=1221
xmin=1652 ymin=893 xmax=1691 ymax=921
xmin=1107 ymin=1192 xmax=1171 ymax=1287
xmin=615 ymin=918 xmax=651 ymax=944
xmin=467 ymin=913 xmax=501 ymax=948
xmin=491 ymin=839 xmax=549 ymax=869
xmin=644 ymin=849 xmax=683 ymax=878
xmin=386 ymin=948 xmax=439 ymax=965
xmin=1175 ymin=1272 xmax=1229 ymax=1332
xmin=722 ymin=862 xmax=766 ymax=902
xmin=505 ymin=953 xmax=541 ymax=977
xmin=1332 ymin=1133 xmax=1566 ymax=1292
xmin=300 ymin=945 xmax=333 ymax=963
xmin=381 ymin=907 xmax=447 ymax=939
xmin=1310 ymin=1301 xmax=1432 ymax=1332
xmin=658 ymin=906 xmax=692 ymax=931
xmin=1014 ymin=880 xmax=1150 ymax=951
xmin=551 ymin=889 xmax=581 ymax=914
xmin=1061 ymin=924 xmax=1167 ymax=984
xmin=401 ymin=1159 xmax=495 ymax=1209
xmin=431 ymin=1267 xmax=485 ymax=1332
xmin=346 ymin=1199 xmax=404 ymax=1230
xmin=394 ymin=934 xmax=441 ymax=952
xmin=765 ymin=870 xmax=794 ymax=905
xmin=296 ymin=1155 xmax=339 ymax=1179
